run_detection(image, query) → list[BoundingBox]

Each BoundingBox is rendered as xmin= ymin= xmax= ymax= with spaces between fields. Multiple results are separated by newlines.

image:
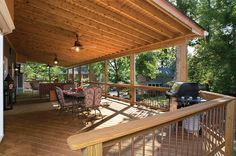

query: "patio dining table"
xmin=63 ymin=90 xmax=85 ymax=112
xmin=63 ymin=90 xmax=85 ymax=100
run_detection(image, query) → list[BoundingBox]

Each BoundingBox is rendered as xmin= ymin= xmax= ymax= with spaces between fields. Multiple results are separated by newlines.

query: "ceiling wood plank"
xmin=15 ymin=0 xmax=150 ymax=45
xmin=128 ymin=0 xmax=191 ymax=35
xmin=38 ymin=0 xmax=161 ymax=42
xmin=14 ymin=19 xmax=132 ymax=49
xmin=15 ymin=8 xmax=138 ymax=47
xmin=67 ymin=0 xmax=168 ymax=41
xmin=12 ymin=26 xmax=123 ymax=52
xmin=94 ymin=0 xmax=176 ymax=39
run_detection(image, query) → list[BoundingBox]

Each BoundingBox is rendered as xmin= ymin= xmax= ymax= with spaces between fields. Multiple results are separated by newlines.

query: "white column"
xmin=0 ymin=34 xmax=4 ymax=141
xmin=0 ymin=0 xmax=15 ymax=142
xmin=176 ymin=42 xmax=187 ymax=82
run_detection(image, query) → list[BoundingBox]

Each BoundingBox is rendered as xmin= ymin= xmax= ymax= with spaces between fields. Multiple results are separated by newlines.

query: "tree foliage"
xmin=91 ymin=62 xmax=105 ymax=82
xmin=136 ymin=48 xmax=176 ymax=80
xmin=22 ymin=62 xmax=67 ymax=82
xmin=108 ymin=57 xmax=130 ymax=83
xmin=171 ymin=0 xmax=236 ymax=95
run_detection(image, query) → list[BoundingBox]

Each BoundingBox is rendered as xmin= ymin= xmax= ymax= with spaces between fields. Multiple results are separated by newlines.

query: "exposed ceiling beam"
xmin=70 ymin=34 xmax=197 ymax=67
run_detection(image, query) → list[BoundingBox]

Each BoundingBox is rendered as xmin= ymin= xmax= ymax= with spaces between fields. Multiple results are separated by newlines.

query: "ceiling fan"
xmin=71 ymin=33 xmax=96 ymax=52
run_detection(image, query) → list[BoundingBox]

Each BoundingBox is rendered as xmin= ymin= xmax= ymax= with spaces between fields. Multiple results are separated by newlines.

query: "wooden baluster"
xmin=131 ymin=137 xmax=134 ymax=156
xmin=187 ymin=118 xmax=190 ymax=156
xmin=118 ymin=142 xmax=121 ymax=156
xmin=168 ymin=125 xmax=171 ymax=156
xmin=192 ymin=115 xmax=195 ymax=156
xmin=225 ymin=100 xmax=236 ymax=156
xmin=143 ymin=135 xmax=145 ymax=156
xmin=205 ymin=110 xmax=209 ymax=153
xmin=181 ymin=120 xmax=184 ymax=156
xmin=175 ymin=122 xmax=178 ymax=156
xmin=152 ymin=131 xmax=155 ymax=156
xmin=212 ymin=108 xmax=216 ymax=150
xmin=81 ymin=143 xmax=103 ymax=156
xmin=161 ymin=128 xmax=164 ymax=156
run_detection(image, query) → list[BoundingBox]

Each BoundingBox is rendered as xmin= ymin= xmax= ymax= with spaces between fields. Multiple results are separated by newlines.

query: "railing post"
xmin=225 ymin=99 xmax=236 ymax=156
xmin=104 ymin=60 xmax=108 ymax=98
xmin=130 ymin=54 xmax=136 ymax=105
xmin=81 ymin=143 xmax=103 ymax=156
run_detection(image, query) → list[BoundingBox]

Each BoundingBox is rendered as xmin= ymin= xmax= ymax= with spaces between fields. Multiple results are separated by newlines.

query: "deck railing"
xmin=88 ymin=81 xmax=170 ymax=110
xmin=67 ymin=91 xmax=235 ymax=156
xmin=135 ymin=85 xmax=170 ymax=111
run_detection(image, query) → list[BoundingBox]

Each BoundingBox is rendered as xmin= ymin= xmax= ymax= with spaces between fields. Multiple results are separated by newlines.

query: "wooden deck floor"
xmin=0 ymin=94 xmax=227 ymax=156
xmin=0 ymin=94 xmax=159 ymax=156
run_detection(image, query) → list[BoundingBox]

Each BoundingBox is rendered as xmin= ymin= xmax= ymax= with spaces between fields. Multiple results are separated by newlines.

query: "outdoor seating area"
xmin=55 ymin=84 xmax=103 ymax=118
xmin=0 ymin=0 xmax=235 ymax=156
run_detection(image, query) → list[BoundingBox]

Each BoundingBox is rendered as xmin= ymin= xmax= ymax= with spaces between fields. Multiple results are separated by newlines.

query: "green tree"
xmin=171 ymin=0 xmax=236 ymax=95
xmin=108 ymin=56 xmax=130 ymax=83
xmin=135 ymin=48 xmax=176 ymax=82
xmin=91 ymin=62 xmax=105 ymax=82
xmin=22 ymin=62 xmax=67 ymax=82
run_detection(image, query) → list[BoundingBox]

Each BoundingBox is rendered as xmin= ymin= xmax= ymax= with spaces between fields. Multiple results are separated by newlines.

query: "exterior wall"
xmin=0 ymin=0 xmax=15 ymax=143
xmin=3 ymin=37 xmax=16 ymax=79
xmin=0 ymin=34 xmax=3 ymax=141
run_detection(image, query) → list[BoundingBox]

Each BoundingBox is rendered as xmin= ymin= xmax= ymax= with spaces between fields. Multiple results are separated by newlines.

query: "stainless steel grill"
xmin=166 ymin=82 xmax=202 ymax=108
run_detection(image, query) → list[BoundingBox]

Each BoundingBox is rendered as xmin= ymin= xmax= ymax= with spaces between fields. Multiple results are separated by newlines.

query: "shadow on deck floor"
xmin=1 ymin=94 xmax=160 ymax=156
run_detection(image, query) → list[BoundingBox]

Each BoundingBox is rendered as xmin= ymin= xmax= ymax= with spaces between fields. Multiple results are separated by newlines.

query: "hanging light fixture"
xmin=71 ymin=33 xmax=82 ymax=52
xmin=14 ymin=64 xmax=20 ymax=72
xmin=54 ymin=55 xmax=58 ymax=65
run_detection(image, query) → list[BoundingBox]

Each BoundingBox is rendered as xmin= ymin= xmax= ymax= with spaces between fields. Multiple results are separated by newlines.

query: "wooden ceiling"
xmin=7 ymin=0 xmax=206 ymax=67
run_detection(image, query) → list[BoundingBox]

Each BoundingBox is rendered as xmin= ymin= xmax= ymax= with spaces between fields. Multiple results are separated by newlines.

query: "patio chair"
xmin=55 ymin=86 xmax=75 ymax=114
xmin=93 ymin=86 xmax=102 ymax=116
xmin=81 ymin=87 xmax=94 ymax=114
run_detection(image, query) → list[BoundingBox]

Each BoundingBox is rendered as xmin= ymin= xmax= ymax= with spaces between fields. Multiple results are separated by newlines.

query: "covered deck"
xmin=0 ymin=0 xmax=235 ymax=156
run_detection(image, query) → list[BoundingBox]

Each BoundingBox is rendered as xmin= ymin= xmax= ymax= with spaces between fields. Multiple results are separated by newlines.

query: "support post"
xmin=78 ymin=66 xmax=82 ymax=86
xmin=130 ymin=54 xmax=136 ymax=105
xmin=176 ymin=41 xmax=187 ymax=82
xmin=104 ymin=60 xmax=108 ymax=98
xmin=81 ymin=143 xmax=103 ymax=156
xmin=48 ymin=66 xmax=51 ymax=83
xmin=225 ymin=100 xmax=236 ymax=156
xmin=66 ymin=68 xmax=69 ymax=82
xmin=72 ymin=67 xmax=74 ymax=82
xmin=89 ymin=64 xmax=92 ymax=82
